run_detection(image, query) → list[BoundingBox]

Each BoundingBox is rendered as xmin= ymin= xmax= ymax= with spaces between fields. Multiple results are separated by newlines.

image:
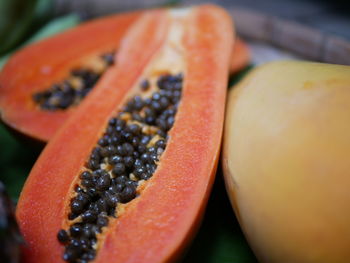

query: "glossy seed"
xmin=81 ymin=210 xmax=97 ymax=223
xmin=120 ymin=186 xmax=136 ymax=203
xmin=134 ymin=166 xmax=146 ymax=178
xmin=140 ymin=136 xmax=150 ymax=145
xmin=57 ymin=229 xmax=70 ymax=243
xmin=108 ymin=155 xmax=123 ymax=165
xmin=141 ymin=153 xmax=150 ymax=163
xmin=85 ymin=250 xmax=96 ymax=260
xmin=123 ymin=156 xmax=134 ymax=168
xmin=69 ymin=238 xmax=82 ymax=249
xmin=63 ymin=247 xmax=78 ymax=262
xmin=167 ymin=116 xmax=175 ymax=128
xmin=98 ymin=137 xmax=108 ymax=147
xmin=156 ymin=139 xmax=165 ymax=148
xmin=108 ymin=118 xmax=117 ymax=126
xmin=140 ymin=79 xmax=150 ymax=91
xmin=134 ymin=158 xmax=143 ymax=168
xmin=87 ymin=159 xmax=99 ymax=170
xmin=80 ymin=171 xmax=92 ymax=180
xmin=81 ymin=179 xmax=94 ymax=188
xmin=137 ymin=144 xmax=146 ymax=153
xmin=97 ymin=215 xmax=109 ymax=228
xmin=105 ymin=193 xmax=119 ymax=207
xmin=102 ymin=52 xmax=114 ymax=65
xmin=113 ymin=184 xmax=124 ymax=193
xmin=68 ymin=213 xmax=78 ymax=220
xmin=61 ymin=73 xmax=183 ymax=263
xmin=96 ymin=173 xmax=111 ymax=191
xmin=122 ymin=143 xmax=134 ymax=156
xmin=70 ymin=225 xmax=83 ymax=237
xmin=96 ymin=198 xmax=108 ymax=213
xmin=114 ymin=175 xmax=128 ymax=185
xmin=71 ymin=199 xmax=85 ymax=214
xmin=75 ymin=194 xmax=89 ymax=207
xmin=112 ymin=163 xmax=125 ymax=176
xmin=79 ymin=238 xmax=90 ymax=250
xmin=148 ymin=147 xmax=156 ymax=154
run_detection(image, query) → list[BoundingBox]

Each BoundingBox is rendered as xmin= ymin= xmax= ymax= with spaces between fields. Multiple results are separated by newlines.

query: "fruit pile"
xmin=1 ymin=3 xmax=349 ymax=263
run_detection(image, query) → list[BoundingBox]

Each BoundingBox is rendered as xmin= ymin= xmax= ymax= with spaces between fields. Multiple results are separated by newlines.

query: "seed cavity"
xmin=57 ymin=73 xmax=183 ymax=263
xmin=32 ymin=52 xmax=115 ymax=111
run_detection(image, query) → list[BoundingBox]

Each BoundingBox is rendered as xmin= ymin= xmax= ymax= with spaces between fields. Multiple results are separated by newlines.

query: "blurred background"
xmin=0 ymin=1 xmax=349 ymax=262
xmin=1 ymin=0 xmax=350 ymax=61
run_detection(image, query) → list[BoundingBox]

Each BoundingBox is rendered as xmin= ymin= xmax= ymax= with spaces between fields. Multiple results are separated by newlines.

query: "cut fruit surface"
xmin=0 ymin=11 xmax=141 ymax=142
xmin=17 ymin=5 xmax=234 ymax=263
xmin=0 ymin=10 xmax=248 ymax=144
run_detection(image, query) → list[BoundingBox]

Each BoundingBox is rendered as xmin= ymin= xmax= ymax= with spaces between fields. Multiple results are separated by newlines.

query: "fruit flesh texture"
xmin=223 ymin=60 xmax=350 ymax=263
xmin=57 ymin=9 xmax=187 ymax=261
xmin=0 ymin=11 xmax=141 ymax=142
xmin=0 ymin=10 xmax=248 ymax=143
xmin=17 ymin=5 xmax=233 ymax=263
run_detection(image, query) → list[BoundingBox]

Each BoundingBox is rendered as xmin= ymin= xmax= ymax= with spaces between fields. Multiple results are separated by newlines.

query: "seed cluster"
xmin=32 ymin=52 xmax=115 ymax=110
xmin=57 ymin=73 xmax=183 ymax=263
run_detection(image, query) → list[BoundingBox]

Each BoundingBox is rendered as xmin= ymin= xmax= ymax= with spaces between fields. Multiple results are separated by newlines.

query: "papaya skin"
xmin=17 ymin=5 xmax=233 ymax=263
xmin=223 ymin=60 xmax=350 ymax=263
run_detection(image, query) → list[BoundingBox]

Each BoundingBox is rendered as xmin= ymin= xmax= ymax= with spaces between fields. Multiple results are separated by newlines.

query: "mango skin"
xmin=222 ymin=61 xmax=350 ymax=263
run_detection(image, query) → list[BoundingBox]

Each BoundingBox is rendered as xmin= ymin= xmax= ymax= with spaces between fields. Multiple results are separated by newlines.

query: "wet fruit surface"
xmin=16 ymin=5 xmax=234 ymax=263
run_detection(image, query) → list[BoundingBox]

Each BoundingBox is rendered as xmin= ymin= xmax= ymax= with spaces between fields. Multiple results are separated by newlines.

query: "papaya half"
xmin=0 ymin=10 xmax=249 ymax=144
xmin=16 ymin=5 xmax=234 ymax=263
xmin=0 ymin=11 xmax=141 ymax=143
xmin=223 ymin=60 xmax=350 ymax=263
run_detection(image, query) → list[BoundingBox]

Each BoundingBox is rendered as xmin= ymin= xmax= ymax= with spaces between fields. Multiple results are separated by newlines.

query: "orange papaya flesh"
xmin=0 ymin=9 xmax=246 ymax=144
xmin=31 ymin=51 xmax=115 ymax=111
xmin=16 ymin=5 xmax=234 ymax=263
xmin=0 ymin=11 xmax=142 ymax=143
xmin=230 ymin=37 xmax=250 ymax=74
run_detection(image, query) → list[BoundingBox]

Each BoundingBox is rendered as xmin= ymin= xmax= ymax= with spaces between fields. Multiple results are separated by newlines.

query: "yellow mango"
xmin=223 ymin=61 xmax=350 ymax=263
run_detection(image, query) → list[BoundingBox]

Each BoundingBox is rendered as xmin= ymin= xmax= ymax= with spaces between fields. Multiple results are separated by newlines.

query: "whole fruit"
xmin=223 ymin=61 xmax=350 ymax=263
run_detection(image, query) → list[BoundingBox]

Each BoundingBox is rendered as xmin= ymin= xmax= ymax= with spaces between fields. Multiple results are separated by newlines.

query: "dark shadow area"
xmin=183 ymin=165 xmax=258 ymax=263
xmin=0 ymin=123 xmax=41 ymax=201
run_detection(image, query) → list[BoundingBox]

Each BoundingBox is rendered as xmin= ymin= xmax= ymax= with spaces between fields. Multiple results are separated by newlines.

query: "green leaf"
xmin=0 ymin=14 xmax=80 ymax=69
xmin=0 ymin=124 xmax=40 ymax=201
xmin=0 ymin=0 xmax=39 ymax=55
xmin=229 ymin=65 xmax=254 ymax=88
xmin=33 ymin=0 xmax=54 ymax=22
xmin=25 ymin=14 xmax=80 ymax=44
xmin=183 ymin=173 xmax=258 ymax=263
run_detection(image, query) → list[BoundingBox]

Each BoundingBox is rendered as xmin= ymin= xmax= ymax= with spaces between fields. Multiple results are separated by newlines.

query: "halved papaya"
xmin=0 ymin=11 xmax=141 ymax=143
xmin=0 ymin=9 xmax=248 ymax=144
xmin=16 ymin=5 xmax=233 ymax=263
